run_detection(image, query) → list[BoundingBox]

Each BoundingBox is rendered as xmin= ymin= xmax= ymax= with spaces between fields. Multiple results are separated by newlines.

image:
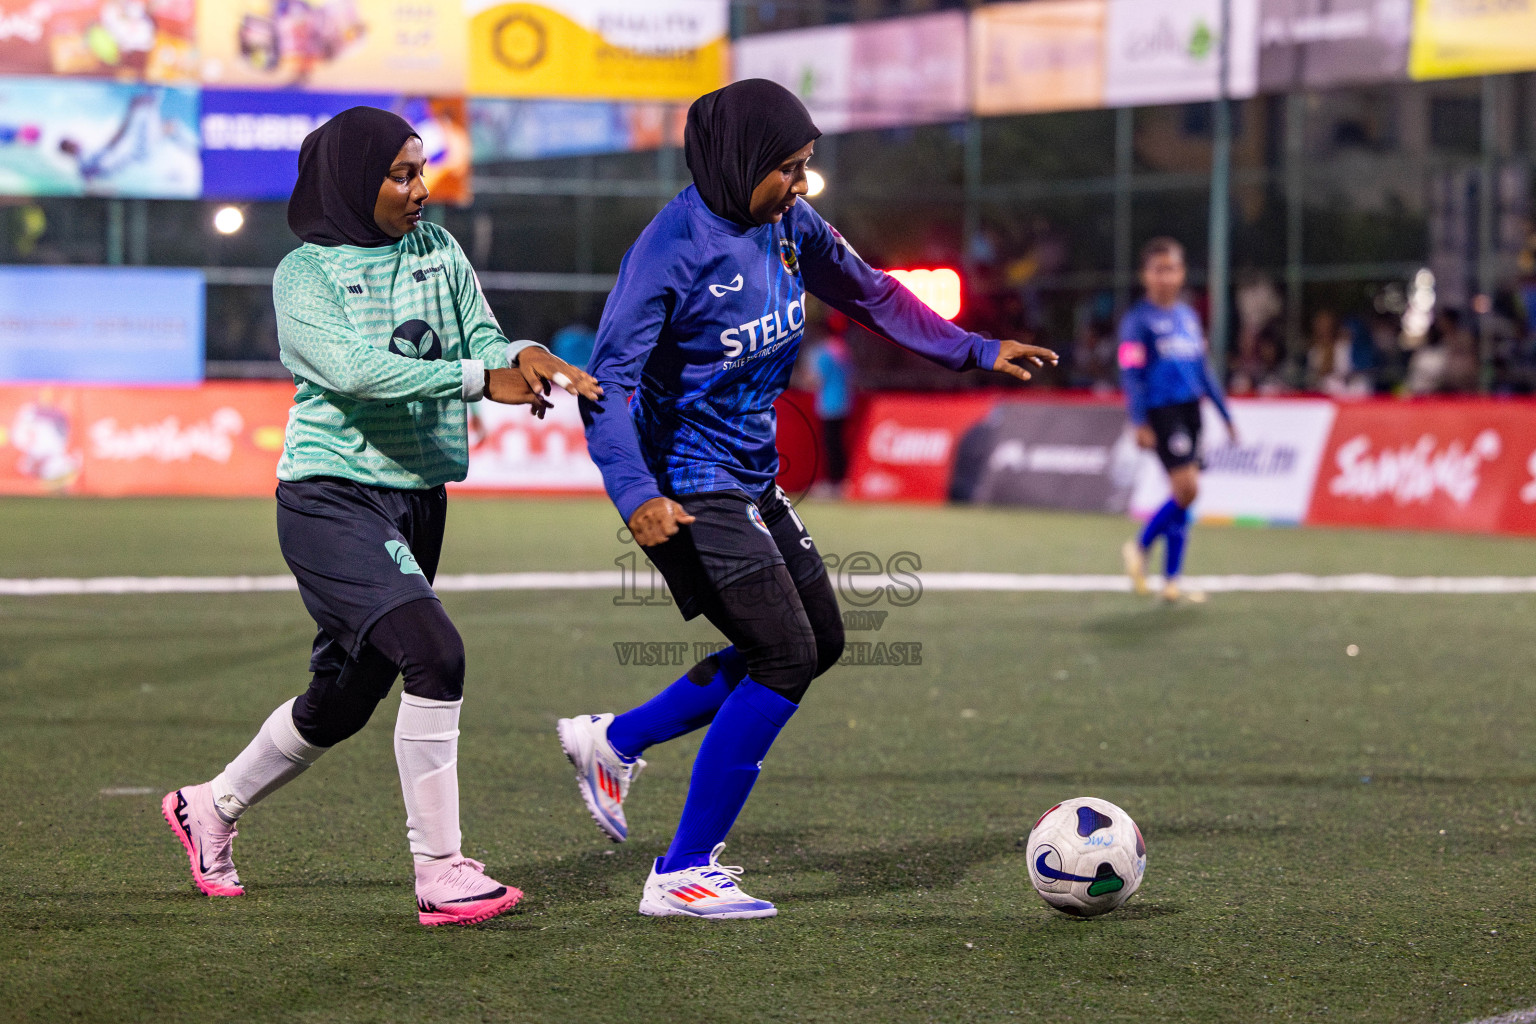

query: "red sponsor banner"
xmin=1308 ymin=400 xmax=1536 ymax=536
xmin=0 ymin=382 xmax=292 ymax=497
xmin=846 ymin=392 xmax=1001 ymax=502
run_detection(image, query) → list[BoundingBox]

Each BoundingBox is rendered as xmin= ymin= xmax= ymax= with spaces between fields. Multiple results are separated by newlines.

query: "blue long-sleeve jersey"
xmin=582 ymin=185 xmax=1001 ymax=522
xmin=1117 ymin=298 xmax=1231 ymax=426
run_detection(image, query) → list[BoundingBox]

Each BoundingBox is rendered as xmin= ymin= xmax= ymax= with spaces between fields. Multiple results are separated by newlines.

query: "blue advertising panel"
xmin=201 ymin=88 xmax=388 ymax=200
xmin=0 ymin=266 xmax=205 ymax=384
xmin=0 ymin=77 xmax=200 ymax=198
xmin=201 ymin=90 xmax=474 ymax=203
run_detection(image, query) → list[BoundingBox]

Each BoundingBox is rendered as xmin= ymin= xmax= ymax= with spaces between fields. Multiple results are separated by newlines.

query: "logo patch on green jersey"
xmin=389 ymin=319 xmax=442 ymax=360
xmin=385 ymin=540 xmax=425 ymax=577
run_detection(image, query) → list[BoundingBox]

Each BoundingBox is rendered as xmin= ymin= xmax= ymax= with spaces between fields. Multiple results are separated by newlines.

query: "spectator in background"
xmin=1230 ymin=322 xmax=1289 ymax=396
xmin=1072 ymin=313 xmax=1119 ymax=394
xmin=809 ymin=310 xmax=855 ymax=491
xmin=1306 ymin=308 xmax=1372 ymax=397
xmin=1406 ymin=309 xmax=1481 ymax=395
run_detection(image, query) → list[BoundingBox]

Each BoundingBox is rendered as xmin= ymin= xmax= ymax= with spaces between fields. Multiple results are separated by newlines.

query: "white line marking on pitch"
xmin=1464 ymin=1006 xmax=1536 ymax=1024
xmin=99 ymin=787 xmax=154 ymax=796
xmin=5 ymin=571 xmax=1536 ymax=597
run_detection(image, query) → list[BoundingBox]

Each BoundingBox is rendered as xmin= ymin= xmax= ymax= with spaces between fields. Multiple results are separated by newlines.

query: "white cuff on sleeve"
xmin=460 ymin=359 xmax=486 ymax=401
xmin=505 ymin=340 xmax=547 ymax=366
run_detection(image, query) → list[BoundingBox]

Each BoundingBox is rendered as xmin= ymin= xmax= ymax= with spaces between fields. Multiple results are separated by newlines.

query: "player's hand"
xmin=516 ymin=347 xmax=604 ymax=401
xmin=1225 ymin=421 xmax=1240 ymax=446
xmin=628 ymin=497 xmax=696 ymax=547
xmin=992 ymin=340 xmax=1059 ymax=383
xmin=1135 ymin=425 xmax=1156 ymax=450
xmin=485 ymin=367 xmax=554 ymax=418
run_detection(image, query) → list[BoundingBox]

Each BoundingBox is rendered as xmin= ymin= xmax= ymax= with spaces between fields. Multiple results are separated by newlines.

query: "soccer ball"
xmin=1025 ymin=797 xmax=1146 ymax=918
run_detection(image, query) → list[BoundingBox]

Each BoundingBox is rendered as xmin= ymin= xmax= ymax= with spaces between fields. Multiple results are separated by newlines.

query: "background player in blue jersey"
xmin=1118 ymin=237 xmax=1238 ymax=603
xmin=560 ymin=79 xmax=1057 ymax=920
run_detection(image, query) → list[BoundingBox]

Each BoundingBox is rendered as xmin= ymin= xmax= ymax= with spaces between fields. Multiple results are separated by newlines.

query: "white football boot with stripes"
xmin=639 ymin=843 xmax=777 ymax=919
xmin=557 ymin=713 xmax=645 ymax=842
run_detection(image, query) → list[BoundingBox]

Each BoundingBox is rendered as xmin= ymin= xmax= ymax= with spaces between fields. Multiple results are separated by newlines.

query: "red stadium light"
xmin=886 ymin=268 xmax=962 ymax=320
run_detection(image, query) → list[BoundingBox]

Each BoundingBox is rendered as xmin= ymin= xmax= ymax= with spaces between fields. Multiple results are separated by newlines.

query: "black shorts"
xmin=642 ymin=485 xmax=826 ymax=621
xmin=276 ymin=477 xmax=445 ymax=658
xmin=1146 ymin=400 xmax=1203 ymax=471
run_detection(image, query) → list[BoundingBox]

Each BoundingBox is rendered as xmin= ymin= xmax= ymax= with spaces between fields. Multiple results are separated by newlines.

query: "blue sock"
xmin=1140 ymin=497 xmax=1183 ymax=550
xmin=607 ymin=647 xmax=747 ymax=760
xmin=1164 ymin=504 xmax=1191 ymax=578
xmin=658 ymin=679 xmax=797 ymax=874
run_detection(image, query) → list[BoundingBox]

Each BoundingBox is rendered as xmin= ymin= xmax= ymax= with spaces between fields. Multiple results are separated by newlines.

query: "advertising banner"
xmin=847 ymin=11 xmax=967 ymax=130
xmin=1409 ymin=0 xmax=1536 ymax=79
xmin=1308 ymin=401 xmax=1536 ymax=535
xmin=1104 ymin=0 xmax=1260 ymax=106
xmin=466 ymin=0 xmax=727 ymax=101
xmin=201 ymin=91 xmax=471 ymax=203
xmin=1258 ymin=0 xmax=1412 ymax=90
xmin=972 ymin=0 xmax=1107 ymax=116
xmin=197 ymin=0 xmax=466 ymax=94
xmin=950 ymin=400 xmax=1140 ymax=513
xmin=0 ymin=382 xmax=290 ymax=496
xmin=1130 ymin=398 xmax=1337 ymax=525
xmin=0 ymin=76 xmax=199 ymax=198
xmin=457 ymin=391 xmax=603 ymax=493
xmin=728 ymin=23 xmax=853 ymax=133
xmin=0 ymin=0 xmax=197 ymax=81
xmin=469 ymin=98 xmax=684 ymax=162
xmin=0 ymin=266 xmax=204 ymax=383
xmin=846 ymin=393 xmax=1002 ymax=503
xmin=734 ymin=14 xmax=965 ymax=132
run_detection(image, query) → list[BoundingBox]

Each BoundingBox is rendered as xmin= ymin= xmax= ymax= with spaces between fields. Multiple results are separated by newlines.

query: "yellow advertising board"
xmin=1410 ymin=0 xmax=1536 ymax=79
xmin=466 ymin=0 xmax=728 ymax=100
xmin=972 ymin=0 xmax=1106 ymax=116
xmin=197 ymin=0 xmax=467 ymax=93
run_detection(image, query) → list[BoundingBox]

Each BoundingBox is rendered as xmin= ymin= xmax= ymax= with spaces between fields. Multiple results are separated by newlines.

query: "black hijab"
xmin=287 ymin=106 xmax=419 ymax=247
xmin=685 ymin=79 xmax=821 ymax=229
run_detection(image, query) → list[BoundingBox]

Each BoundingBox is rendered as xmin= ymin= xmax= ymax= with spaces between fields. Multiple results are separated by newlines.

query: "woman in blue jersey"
xmin=560 ymin=80 xmax=1057 ymax=919
xmin=1118 ymin=237 xmax=1238 ymax=603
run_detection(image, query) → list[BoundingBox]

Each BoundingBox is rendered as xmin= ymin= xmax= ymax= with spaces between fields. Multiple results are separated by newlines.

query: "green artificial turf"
xmin=1 ymin=497 xmax=1533 ymax=1023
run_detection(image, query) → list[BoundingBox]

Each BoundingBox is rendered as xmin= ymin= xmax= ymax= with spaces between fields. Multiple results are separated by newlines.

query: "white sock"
xmin=394 ymin=693 xmax=463 ymax=865
xmin=209 ymin=697 xmax=329 ymax=823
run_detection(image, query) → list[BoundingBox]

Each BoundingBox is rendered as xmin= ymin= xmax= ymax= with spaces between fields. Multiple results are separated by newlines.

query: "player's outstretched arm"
xmin=515 ymin=347 xmax=604 ymax=402
xmin=990 ymin=339 xmax=1060 ymax=383
xmin=485 ymin=367 xmax=554 ymax=418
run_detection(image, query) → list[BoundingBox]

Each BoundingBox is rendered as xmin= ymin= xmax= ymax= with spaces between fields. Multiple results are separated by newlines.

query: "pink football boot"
xmin=414 ymin=856 xmax=522 ymax=926
xmin=162 ymin=784 xmax=244 ymax=897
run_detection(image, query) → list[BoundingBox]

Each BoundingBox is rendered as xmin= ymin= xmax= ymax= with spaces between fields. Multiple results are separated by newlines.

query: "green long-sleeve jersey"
xmin=273 ymin=221 xmax=541 ymax=489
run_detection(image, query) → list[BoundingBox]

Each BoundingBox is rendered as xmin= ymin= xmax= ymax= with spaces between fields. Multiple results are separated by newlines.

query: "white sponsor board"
xmin=731 ymin=24 xmax=854 ymax=134
xmin=1130 ymin=398 xmax=1335 ymax=524
xmin=1104 ymin=0 xmax=1260 ymax=106
xmin=454 ymin=395 xmax=604 ymax=493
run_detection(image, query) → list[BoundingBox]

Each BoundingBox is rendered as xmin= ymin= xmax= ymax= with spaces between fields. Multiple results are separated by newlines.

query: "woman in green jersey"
xmin=163 ymin=107 xmax=599 ymax=926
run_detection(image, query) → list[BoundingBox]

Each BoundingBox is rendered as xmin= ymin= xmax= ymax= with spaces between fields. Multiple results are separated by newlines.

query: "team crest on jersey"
xmin=746 ymin=504 xmax=771 ymax=534
xmin=389 ymin=319 xmax=442 ymax=360
xmin=778 ymin=238 xmax=800 ymax=276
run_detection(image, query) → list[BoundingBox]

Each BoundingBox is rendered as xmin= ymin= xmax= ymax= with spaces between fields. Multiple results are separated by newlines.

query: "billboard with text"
xmin=1258 ymin=0 xmax=1412 ymax=91
xmin=467 ymin=0 xmax=727 ymax=100
xmin=1104 ymin=0 xmax=1259 ymax=106
xmin=972 ymin=0 xmax=1107 ymax=116
xmin=197 ymin=0 xmax=466 ymax=93
xmin=1409 ymin=0 xmax=1536 ymax=79
xmin=201 ymin=90 xmax=470 ymax=203
xmin=0 ymin=265 xmax=205 ymax=384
